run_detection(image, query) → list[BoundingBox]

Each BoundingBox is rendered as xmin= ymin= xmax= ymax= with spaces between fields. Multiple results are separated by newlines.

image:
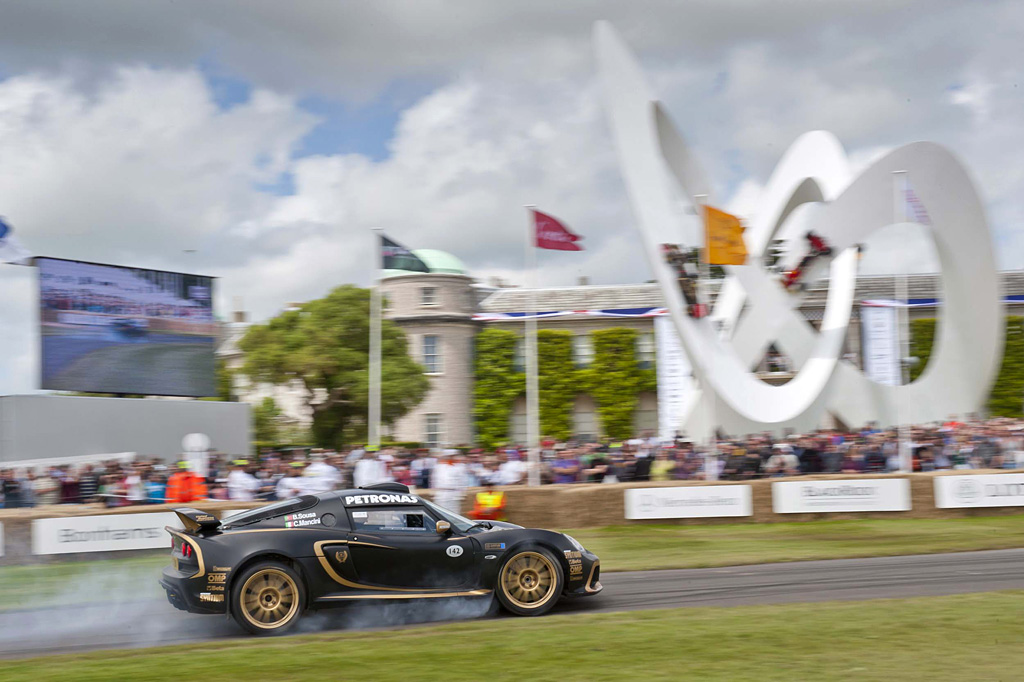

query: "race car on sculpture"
xmin=160 ymin=483 xmax=602 ymax=634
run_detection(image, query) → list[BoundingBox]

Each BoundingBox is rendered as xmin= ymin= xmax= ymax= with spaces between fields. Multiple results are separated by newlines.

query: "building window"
xmin=425 ymin=413 xmax=444 ymax=447
xmin=421 ymin=286 xmax=438 ymax=306
xmin=636 ymin=332 xmax=655 ymax=369
xmin=513 ymin=338 xmax=525 ymax=373
xmin=573 ymin=334 xmax=594 ymax=368
xmin=423 ymin=334 xmax=442 ymax=374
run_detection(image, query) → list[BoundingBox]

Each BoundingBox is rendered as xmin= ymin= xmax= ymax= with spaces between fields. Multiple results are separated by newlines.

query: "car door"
xmin=345 ymin=506 xmax=477 ymax=589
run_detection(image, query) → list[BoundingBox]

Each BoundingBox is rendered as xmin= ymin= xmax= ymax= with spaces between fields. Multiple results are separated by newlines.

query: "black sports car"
xmin=160 ymin=483 xmax=602 ymax=634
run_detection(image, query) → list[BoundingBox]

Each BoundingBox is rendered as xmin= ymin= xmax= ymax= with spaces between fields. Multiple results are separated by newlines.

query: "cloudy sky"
xmin=0 ymin=0 xmax=1022 ymax=393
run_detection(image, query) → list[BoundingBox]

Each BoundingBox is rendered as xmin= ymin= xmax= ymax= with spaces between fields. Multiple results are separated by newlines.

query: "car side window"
xmin=348 ymin=506 xmax=436 ymax=533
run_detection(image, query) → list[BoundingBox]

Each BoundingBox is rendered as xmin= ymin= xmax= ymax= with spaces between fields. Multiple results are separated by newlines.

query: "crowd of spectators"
xmin=2 ymin=415 xmax=1023 ymax=510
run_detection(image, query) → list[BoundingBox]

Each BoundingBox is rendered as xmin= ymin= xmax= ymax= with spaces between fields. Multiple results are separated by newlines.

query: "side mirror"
xmin=435 ymin=520 xmax=451 ymax=535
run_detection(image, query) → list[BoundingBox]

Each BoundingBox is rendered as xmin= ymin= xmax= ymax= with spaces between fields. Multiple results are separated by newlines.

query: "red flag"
xmin=532 ymin=209 xmax=584 ymax=251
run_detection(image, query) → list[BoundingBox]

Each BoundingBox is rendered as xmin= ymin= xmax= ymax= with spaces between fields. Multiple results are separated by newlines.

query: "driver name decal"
xmin=284 ymin=512 xmax=320 ymax=528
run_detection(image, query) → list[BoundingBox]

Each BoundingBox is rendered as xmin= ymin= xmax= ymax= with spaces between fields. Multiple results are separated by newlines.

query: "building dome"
xmin=412 ymin=249 xmax=468 ymax=274
xmin=382 ymin=249 xmax=469 ymax=277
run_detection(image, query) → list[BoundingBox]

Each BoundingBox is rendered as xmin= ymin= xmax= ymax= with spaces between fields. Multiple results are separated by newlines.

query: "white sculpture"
xmin=594 ymin=21 xmax=1003 ymax=437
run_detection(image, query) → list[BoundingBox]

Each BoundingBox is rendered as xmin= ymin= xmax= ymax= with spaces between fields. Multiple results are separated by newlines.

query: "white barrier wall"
xmin=32 ymin=512 xmax=182 ymax=555
xmin=935 ymin=473 xmax=1024 ymax=509
xmin=625 ymin=485 xmax=752 ymax=519
xmin=30 ymin=508 xmax=242 ymax=555
xmin=773 ymin=479 xmax=911 ymax=513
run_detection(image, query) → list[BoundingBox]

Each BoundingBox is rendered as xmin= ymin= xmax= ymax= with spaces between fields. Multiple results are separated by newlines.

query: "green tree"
xmin=252 ymin=397 xmax=281 ymax=446
xmin=583 ymin=328 xmax=649 ymax=440
xmin=473 ymin=328 xmax=523 ymax=448
xmin=537 ymin=330 xmax=575 ymax=440
xmin=909 ymin=316 xmax=1024 ymax=417
xmin=237 ymin=285 xmax=430 ymax=449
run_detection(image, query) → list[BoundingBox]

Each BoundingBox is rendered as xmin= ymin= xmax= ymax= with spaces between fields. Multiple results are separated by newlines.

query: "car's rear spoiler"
xmin=173 ymin=508 xmax=222 ymax=535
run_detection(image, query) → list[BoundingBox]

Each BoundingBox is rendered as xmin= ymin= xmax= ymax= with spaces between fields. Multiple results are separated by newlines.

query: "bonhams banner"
xmin=772 ymin=479 xmax=911 ymax=513
xmin=625 ymin=485 xmax=752 ymax=519
xmin=30 ymin=508 xmax=244 ymax=555
xmin=934 ymin=473 xmax=1024 ymax=509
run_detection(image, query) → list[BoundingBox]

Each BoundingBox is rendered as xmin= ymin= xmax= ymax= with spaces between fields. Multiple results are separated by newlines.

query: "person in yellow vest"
xmin=470 ymin=482 xmax=506 ymax=521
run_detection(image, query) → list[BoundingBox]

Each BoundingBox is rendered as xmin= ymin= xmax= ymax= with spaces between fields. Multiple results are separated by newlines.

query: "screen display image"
xmin=38 ymin=258 xmax=216 ymax=397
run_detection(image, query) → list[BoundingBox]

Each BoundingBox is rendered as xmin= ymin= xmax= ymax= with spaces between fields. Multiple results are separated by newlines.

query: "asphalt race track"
xmin=3 ymin=549 xmax=1023 ymax=659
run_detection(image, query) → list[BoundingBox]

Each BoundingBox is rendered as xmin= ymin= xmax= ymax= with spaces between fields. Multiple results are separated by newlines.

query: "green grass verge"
xmin=4 ymin=591 xmax=1023 ymax=681
xmin=2 ymin=515 xmax=1022 ymax=611
xmin=566 ymin=514 xmax=1024 ymax=571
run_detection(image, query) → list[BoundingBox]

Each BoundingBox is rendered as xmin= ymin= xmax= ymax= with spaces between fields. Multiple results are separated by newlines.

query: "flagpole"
xmin=524 ymin=205 xmax=541 ymax=486
xmin=694 ymin=194 xmax=718 ymax=481
xmin=369 ymin=227 xmax=383 ymax=451
xmin=892 ymin=170 xmax=911 ymax=472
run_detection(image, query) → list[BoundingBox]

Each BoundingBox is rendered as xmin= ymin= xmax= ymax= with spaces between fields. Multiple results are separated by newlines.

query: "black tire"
xmin=230 ymin=560 xmax=305 ymax=635
xmin=495 ymin=546 xmax=563 ymax=617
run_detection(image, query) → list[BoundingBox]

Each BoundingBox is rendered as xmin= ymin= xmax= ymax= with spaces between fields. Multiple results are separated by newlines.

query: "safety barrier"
xmin=2 ymin=471 xmax=1024 ymax=565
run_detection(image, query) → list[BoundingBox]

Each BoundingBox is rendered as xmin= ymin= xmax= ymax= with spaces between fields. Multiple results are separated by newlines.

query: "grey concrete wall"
xmin=0 ymin=394 xmax=250 ymax=462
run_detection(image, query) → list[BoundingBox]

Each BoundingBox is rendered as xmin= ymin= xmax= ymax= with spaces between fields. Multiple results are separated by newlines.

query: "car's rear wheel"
xmin=495 ymin=547 xmax=562 ymax=616
xmin=231 ymin=561 xmax=305 ymax=635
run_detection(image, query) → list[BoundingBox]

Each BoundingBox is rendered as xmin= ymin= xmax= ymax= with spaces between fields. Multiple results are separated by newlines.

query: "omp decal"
xmin=343 ymin=493 xmax=418 ymax=506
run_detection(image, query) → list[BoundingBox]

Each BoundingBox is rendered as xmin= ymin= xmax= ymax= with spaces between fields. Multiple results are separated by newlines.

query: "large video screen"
xmin=38 ymin=258 xmax=216 ymax=397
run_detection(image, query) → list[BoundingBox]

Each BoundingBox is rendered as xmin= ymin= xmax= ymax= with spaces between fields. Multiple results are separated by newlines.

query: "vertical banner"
xmin=655 ymin=315 xmax=694 ymax=440
xmin=860 ymin=303 xmax=900 ymax=386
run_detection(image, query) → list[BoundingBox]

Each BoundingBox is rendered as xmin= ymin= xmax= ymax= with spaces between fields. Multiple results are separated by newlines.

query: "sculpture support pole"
xmin=524 ymin=206 xmax=541 ymax=486
xmin=892 ymin=171 xmax=912 ymax=472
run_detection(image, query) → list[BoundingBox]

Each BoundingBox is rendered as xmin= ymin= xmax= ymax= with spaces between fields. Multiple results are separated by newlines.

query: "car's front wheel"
xmin=495 ymin=547 xmax=563 ymax=616
xmin=231 ymin=560 xmax=305 ymax=635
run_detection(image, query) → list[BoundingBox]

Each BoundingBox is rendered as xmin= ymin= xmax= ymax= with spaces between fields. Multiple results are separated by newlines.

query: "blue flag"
xmin=0 ymin=217 xmax=31 ymax=264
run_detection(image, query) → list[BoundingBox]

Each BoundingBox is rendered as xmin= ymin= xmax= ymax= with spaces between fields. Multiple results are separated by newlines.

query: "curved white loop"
xmin=594 ymin=21 xmax=1002 ymax=435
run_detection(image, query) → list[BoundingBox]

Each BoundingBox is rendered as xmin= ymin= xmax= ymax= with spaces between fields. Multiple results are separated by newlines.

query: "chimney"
xmin=578 ymin=276 xmax=590 ymax=286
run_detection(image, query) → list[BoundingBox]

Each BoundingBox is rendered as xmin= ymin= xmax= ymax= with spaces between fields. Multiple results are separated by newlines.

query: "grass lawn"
xmin=2 ymin=514 xmax=1022 ymax=611
xmin=567 ymin=514 xmax=1024 ymax=571
xmin=3 ymin=591 xmax=1023 ymax=681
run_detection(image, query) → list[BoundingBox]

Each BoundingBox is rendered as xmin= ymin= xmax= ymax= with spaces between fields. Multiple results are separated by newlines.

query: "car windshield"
xmin=419 ymin=497 xmax=478 ymax=532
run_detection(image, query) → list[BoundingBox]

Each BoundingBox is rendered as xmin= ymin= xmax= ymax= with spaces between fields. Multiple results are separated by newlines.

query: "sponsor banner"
xmin=57 ymin=311 xmax=113 ymax=326
xmin=773 ymin=479 xmax=911 ymax=513
xmin=655 ymin=315 xmax=696 ymax=441
xmin=625 ymin=485 xmax=753 ymax=520
xmin=860 ymin=304 xmax=900 ymax=386
xmin=32 ymin=512 xmax=183 ymax=555
xmin=935 ymin=473 xmax=1024 ymax=508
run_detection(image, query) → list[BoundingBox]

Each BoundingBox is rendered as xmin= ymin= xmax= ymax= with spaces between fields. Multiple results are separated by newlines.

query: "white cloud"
xmin=1 ymin=1 xmax=1024 ymax=394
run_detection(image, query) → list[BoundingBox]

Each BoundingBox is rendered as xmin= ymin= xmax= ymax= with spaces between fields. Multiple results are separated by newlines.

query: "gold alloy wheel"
xmin=500 ymin=551 xmax=557 ymax=609
xmin=240 ymin=568 xmax=299 ymax=630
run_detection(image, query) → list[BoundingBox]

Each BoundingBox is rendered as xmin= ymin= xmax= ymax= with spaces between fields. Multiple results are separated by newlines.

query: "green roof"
xmin=382 ymin=249 xmax=468 ymax=277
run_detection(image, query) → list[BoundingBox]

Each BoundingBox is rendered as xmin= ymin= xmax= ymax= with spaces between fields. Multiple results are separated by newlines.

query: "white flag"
xmin=0 ymin=217 xmax=32 ymax=264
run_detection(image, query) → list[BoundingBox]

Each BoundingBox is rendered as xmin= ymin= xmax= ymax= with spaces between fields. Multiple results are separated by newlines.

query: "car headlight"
xmin=563 ymin=534 xmax=584 ymax=551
